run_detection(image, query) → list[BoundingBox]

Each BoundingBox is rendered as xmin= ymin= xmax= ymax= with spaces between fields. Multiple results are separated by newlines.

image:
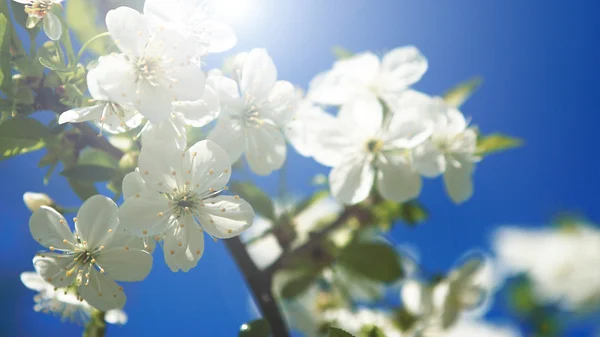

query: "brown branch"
xmin=74 ymin=123 xmax=124 ymax=159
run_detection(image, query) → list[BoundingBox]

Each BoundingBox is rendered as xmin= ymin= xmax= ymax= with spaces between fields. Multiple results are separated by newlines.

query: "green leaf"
xmin=337 ymin=242 xmax=404 ymax=283
xmin=332 ymin=46 xmax=354 ymax=60
xmin=0 ymin=117 xmax=49 ymax=160
xmin=399 ymin=201 xmax=428 ymax=226
xmin=280 ymin=272 xmax=318 ymax=299
xmin=78 ymin=148 xmax=119 ymax=168
xmin=66 ymin=0 xmax=109 ymax=56
xmin=372 ymin=200 xmax=428 ymax=230
xmin=60 ymin=165 xmax=116 ymax=182
xmin=68 ymin=178 xmax=98 ymax=201
xmin=443 ymin=77 xmax=482 ymax=108
xmin=476 ymin=133 xmax=523 ymax=156
xmin=329 ymin=327 xmax=355 ymax=337
xmin=0 ymin=13 xmax=8 ymax=89
xmin=239 ymin=319 xmax=271 ymax=337
xmin=230 ymin=182 xmax=276 ymax=221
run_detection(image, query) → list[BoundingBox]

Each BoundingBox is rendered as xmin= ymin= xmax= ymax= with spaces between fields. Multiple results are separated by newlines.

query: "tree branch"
xmin=224 ymin=237 xmax=290 ymax=337
xmin=74 ymin=123 xmax=124 ymax=159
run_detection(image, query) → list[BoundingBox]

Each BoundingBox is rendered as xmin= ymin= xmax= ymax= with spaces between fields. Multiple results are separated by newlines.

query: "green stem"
xmin=75 ymin=32 xmax=110 ymax=64
xmin=83 ymin=310 xmax=106 ymax=337
xmin=53 ymin=40 xmax=65 ymax=66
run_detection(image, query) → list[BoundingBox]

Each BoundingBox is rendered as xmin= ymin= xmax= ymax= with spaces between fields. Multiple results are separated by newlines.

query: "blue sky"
xmin=1 ymin=0 xmax=599 ymax=336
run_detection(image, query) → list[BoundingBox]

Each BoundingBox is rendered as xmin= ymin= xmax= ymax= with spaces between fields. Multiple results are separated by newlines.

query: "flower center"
xmin=25 ymin=0 xmax=54 ymax=17
xmin=135 ymin=57 xmax=162 ymax=87
xmin=170 ymin=190 xmax=203 ymax=218
xmin=365 ymin=139 xmax=384 ymax=154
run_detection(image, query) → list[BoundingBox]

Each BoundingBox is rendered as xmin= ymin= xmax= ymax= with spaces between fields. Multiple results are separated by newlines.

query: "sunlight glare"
xmin=213 ymin=0 xmax=254 ymax=22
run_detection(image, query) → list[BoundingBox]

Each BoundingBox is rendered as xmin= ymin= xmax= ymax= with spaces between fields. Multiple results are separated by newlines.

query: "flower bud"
xmin=23 ymin=192 xmax=53 ymax=212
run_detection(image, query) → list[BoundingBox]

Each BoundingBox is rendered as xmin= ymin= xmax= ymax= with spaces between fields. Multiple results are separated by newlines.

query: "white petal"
xmin=118 ymin=191 xmax=171 ymax=236
xmin=380 ymin=46 xmax=428 ymax=92
xmin=105 ymin=309 xmax=128 ymax=325
xmin=329 ymin=154 xmax=375 ymax=205
xmin=95 ymin=104 xmax=144 ymax=135
xmin=338 ymin=96 xmax=383 ymax=139
xmin=76 ymin=195 xmax=120 ymax=249
xmin=208 ymin=74 xmax=240 ymax=103
xmin=307 ymin=70 xmax=355 ymax=106
xmin=173 ymin=85 xmax=220 ymax=127
xmin=311 ymin=118 xmax=356 ymax=167
xmin=247 ymin=234 xmax=282 ymax=270
xmin=245 ymin=126 xmax=286 ymax=176
xmin=202 ymin=18 xmax=237 ymax=53
xmin=384 ymin=115 xmax=433 ymax=149
xmin=58 ymin=104 xmax=104 ymax=125
xmin=105 ymin=6 xmax=149 ymax=57
xmin=186 ymin=140 xmax=232 ymax=191
xmin=168 ymin=63 xmax=206 ymax=102
xmin=137 ymin=142 xmax=186 ymax=193
xmin=96 ymin=248 xmax=152 ymax=281
xmin=334 ymin=52 xmax=380 ymax=85
xmin=43 ymin=13 xmax=62 ymax=41
xmin=240 ymin=48 xmax=277 ymax=99
xmin=197 ymin=195 xmax=255 ymax=239
xmin=142 ymin=116 xmax=187 ymax=151
xmin=135 ymin=80 xmax=174 ymax=124
xmin=143 ymin=0 xmax=185 ymax=26
xmin=163 ymin=215 xmax=205 ymax=272
xmin=412 ymin=142 xmax=446 ymax=177
xmin=94 ymin=54 xmax=137 ymax=104
xmin=33 ymin=253 xmax=76 ymax=288
xmin=376 ymin=155 xmax=422 ymax=202
xmin=401 ymin=280 xmax=429 ymax=315
xmin=20 ymin=271 xmax=49 ymax=292
xmin=444 ymin=155 xmax=475 ymax=204
xmin=285 ymin=103 xmax=334 ymax=157
xmin=207 ymin=117 xmax=245 ymax=163
xmin=30 ymin=206 xmax=75 ymax=250
xmin=122 ymin=170 xmax=146 ymax=200
xmin=261 ymin=80 xmax=298 ymax=126
xmin=79 ymin=268 xmax=126 ymax=311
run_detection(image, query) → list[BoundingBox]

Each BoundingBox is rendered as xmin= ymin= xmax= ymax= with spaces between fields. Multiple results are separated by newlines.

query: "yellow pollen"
xmin=234 ymin=195 xmax=240 ymax=200
xmin=124 ymin=246 xmax=129 ymax=250
xmin=154 ymin=236 xmax=161 ymax=241
xmin=209 ymin=169 xmax=214 ymax=175
xmin=227 ymin=229 xmax=232 ymax=234
xmin=178 ymin=242 xmax=183 ymax=247
xmin=158 ymin=212 xmax=164 ymax=217
xmin=49 ymin=246 xmax=55 ymax=251
xmin=142 ymin=230 xmax=148 ymax=235
xmin=170 ymin=250 xmax=175 ymax=255
xmin=73 ymin=217 xmax=78 ymax=222
xmin=224 ymin=168 xmax=229 ymax=173
xmin=172 ymin=170 xmax=176 ymax=176
xmin=59 ymin=219 xmax=65 ymax=224
xmin=63 ymin=239 xmax=68 ymax=244
xmin=196 ymin=249 xmax=201 ymax=255
xmin=46 ymin=277 xmax=52 ymax=282
xmin=209 ymin=188 xmax=215 ymax=192
xmin=136 ymin=193 xmax=140 ymax=198
xmin=144 ymin=170 xmax=149 ymax=175
xmin=108 ymin=229 xmax=113 ymax=233
xmin=99 ymin=246 xmax=105 ymax=250
xmin=179 ymin=223 xmax=185 ymax=228
xmin=221 ymin=208 xmax=226 ymax=212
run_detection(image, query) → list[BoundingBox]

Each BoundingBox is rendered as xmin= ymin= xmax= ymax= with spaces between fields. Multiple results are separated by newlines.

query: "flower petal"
xmin=412 ymin=142 xmax=446 ymax=178
xmin=168 ymin=63 xmax=206 ymax=102
xmin=79 ymin=268 xmax=126 ymax=311
xmin=76 ymin=195 xmax=120 ymax=249
xmin=207 ymin=117 xmax=246 ymax=163
xmin=240 ymin=48 xmax=277 ymax=100
xmin=122 ymin=170 xmax=146 ymax=200
xmin=401 ymin=280 xmax=431 ymax=316
xmin=30 ymin=206 xmax=75 ymax=250
xmin=43 ymin=12 xmax=62 ymax=41
xmin=334 ymin=52 xmax=381 ymax=85
xmin=376 ymin=155 xmax=422 ymax=202
xmin=311 ymin=118 xmax=356 ymax=167
xmin=118 ymin=191 xmax=171 ymax=236
xmin=261 ymin=80 xmax=298 ymax=126
xmin=95 ymin=103 xmax=144 ymax=135
xmin=186 ymin=140 xmax=232 ymax=191
xmin=105 ymin=309 xmax=128 ymax=325
xmin=285 ymin=103 xmax=334 ymax=157
xmin=380 ymin=46 xmax=428 ymax=92
xmin=105 ymin=6 xmax=149 ymax=57
xmin=329 ymin=154 xmax=374 ymax=205
xmin=173 ymin=85 xmax=220 ymax=127
xmin=444 ymin=154 xmax=475 ymax=204
xmin=197 ymin=195 xmax=255 ymax=239
xmin=135 ymin=80 xmax=174 ymax=124
xmin=33 ymin=253 xmax=76 ymax=288
xmin=142 ymin=115 xmax=188 ymax=151
xmin=96 ymin=248 xmax=153 ymax=281
xmin=163 ymin=215 xmax=205 ymax=272
xmin=137 ymin=141 xmax=186 ymax=193
xmin=20 ymin=271 xmax=49 ymax=292
xmin=58 ymin=104 xmax=104 ymax=125
xmin=245 ymin=126 xmax=286 ymax=176
xmin=338 ymin=96 xmax=383 ymax=140
xmin=202 ymin=18 xmax=237 ymax=53
xmin=94 ymin=54 xmax=137 ymax=104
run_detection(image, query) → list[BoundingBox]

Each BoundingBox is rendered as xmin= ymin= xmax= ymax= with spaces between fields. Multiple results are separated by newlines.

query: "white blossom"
xmin=14 ymin=0 xmax=63 ymax=41
xmin=312 ymin=93 xmax=432 ymax=205
xmin=493 ymin=225 xmax=600 ymax=311
xmin=23 ymin=192 xmax=54 ymax=212
xmin=308 ymin=46 xmax=427 ymax=107
xmin=324 ymin=308 xmax=404 ymax=337
xmin=118 ymin=140 xmax=255 ymax=272
xmin=284 ymin=95 xmax=336 ymax=158
xmin=29 ymin=195 xmax=153 ymax=311
xmin=20 ymin=272 xmax=127 ymax=325
xmin=59 ymin=66 xmax=144 ymax=134
xmin=94 ymin=6 xmax=206 ymax=124
xmin=207 ymin=49 xmax=298 ymax=175
xmin=440 ymin=319 xmax=521 ymax=337
xmin=411 ymin=95 xmax=480 ymax=204
xmin=143 ymin=0 xmax=237 ymax=62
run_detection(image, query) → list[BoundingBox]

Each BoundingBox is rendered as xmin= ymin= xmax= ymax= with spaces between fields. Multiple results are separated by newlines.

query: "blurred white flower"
xmin=20 ymin=272 xmax=127 ymax=325
xmin=14 ymin=0 xmax=63 ymax=40
xmin=312 ymin=93 xmax=432 ymax=205
xmin=118 ymin=140 xmax=255 ymax=272
xmin=59 ymin=67 xmax=144 ymax=134
xmin=23 ymin=192 xmax=53 ymax=212
xmin=308 ymin=46 xmax=427 ymax=107
xmin=410 ymin=95 xmax=479 ymax=204
xmin=324 ymin=308 xmax=404 ymax=337
xmin=95 ymin=6 xmax=205 ymax=124
xmin=144 ymin=0 xmax=237 ymax=62
xmin=440 ymin=319 xmax=521 ymax=337
xmin=29 ymin=195 xmax=153 ymax=311
xmin=207 ymin=49 xmax=298 ymax=175
xmin=493 ymin=225 xmax=600 ymax=311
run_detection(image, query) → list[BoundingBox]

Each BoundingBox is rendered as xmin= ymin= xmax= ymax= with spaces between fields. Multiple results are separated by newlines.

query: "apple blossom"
xmin=13 ymin=0 xmax=63 ymax=40
xmin=23 ymin=192 xmax=54 ymax=212
xmin=118 ymin=140 xmax=255 ymax=272
xmin=207 ymin=49 xmax=298 ymax=175
xmin=29 ymin=195 xmax=153 ymax=311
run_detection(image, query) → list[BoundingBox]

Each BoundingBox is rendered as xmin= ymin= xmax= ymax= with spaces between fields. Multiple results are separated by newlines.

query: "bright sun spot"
xmin=213 ymin=0 xmax=254 ymax=22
